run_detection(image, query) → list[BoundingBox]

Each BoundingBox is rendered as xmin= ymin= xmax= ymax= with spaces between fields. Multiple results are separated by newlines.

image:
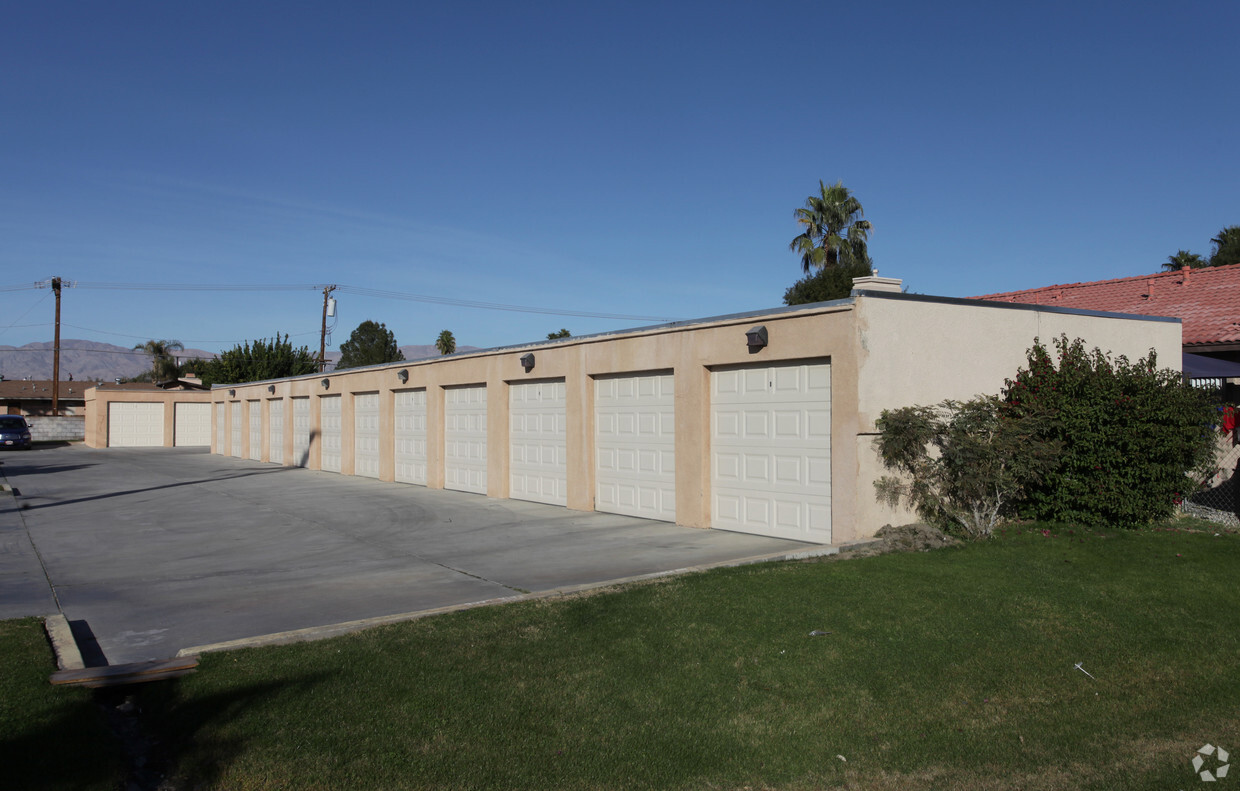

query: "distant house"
xmin=975 ymin=264 xmax=1240 ymax=395
xmin=0 ymin=379 xmax=93 ymax=416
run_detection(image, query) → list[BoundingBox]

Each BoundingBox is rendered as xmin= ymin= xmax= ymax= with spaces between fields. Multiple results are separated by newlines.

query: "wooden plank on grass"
xmin=50 ymin=656 xmax=199 ymax=687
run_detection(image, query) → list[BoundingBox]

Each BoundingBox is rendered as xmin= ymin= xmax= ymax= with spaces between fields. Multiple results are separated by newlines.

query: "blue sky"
xmin=2 ymin=1 xmax=1236 ymax=358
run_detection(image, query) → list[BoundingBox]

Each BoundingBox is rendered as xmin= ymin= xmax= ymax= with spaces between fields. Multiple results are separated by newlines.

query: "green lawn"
xmin=6 ymin=522 xmax=1239 ymax=790
xmin=135 ymin=522 xmax=1240 ymax=790
xmin=0 ymin=618 xmax=123 ymax=791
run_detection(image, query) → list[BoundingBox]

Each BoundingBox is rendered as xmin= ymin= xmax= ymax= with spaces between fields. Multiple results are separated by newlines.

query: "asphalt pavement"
xmin=0 ymin=445 xmax=822 ymax=664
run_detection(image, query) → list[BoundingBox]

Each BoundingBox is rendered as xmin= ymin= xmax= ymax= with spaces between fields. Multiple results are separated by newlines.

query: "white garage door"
xmin=230 ymin=402 xmax=243 ymax=457
xmin=510 ymin=380 xmax=567 ymax=506
xmin=354 ymin=392 xmax=381 ymax=479
xmin=291 ymin=397 xmax=310 ymax=467
xmin=108 ymin=402 xmax=165 ymax=447
xmin=173 ymin=402 xmax=211 ymax=447
xmin=445 ymin=385 xmax=487 ymax=494
xmin=712 ymin=361 xmax=831 ymax=543
xmin=268 ymin=399 xmax=285 ymax=465
xmin=214 ymin=402 xmax=225 ymax=453
xmin=394 ymin=389 xmax=427 ymax=485
xmin=248 ymin=401 xmax=262 ymax=461
xmin=320 ymin=394 xmax=342 ymax=473
xmin=595 ymin=372 xmax=675 ymax=522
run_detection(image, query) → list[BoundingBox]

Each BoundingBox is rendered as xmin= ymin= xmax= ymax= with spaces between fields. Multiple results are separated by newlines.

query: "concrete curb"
xmin=44 ymin=614 xmax=85 ymax=671
xmin=178 ymin=542 xmax=844 ymax=657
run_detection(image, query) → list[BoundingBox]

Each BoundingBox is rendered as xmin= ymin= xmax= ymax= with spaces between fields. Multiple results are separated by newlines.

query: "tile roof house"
xmin=1 ymin=376 xmax=208 ymax=416
xmin=975 ymin=264 xmax=1240 ymax=372
xmin=0 ymin=379 xmax=93 ymax=416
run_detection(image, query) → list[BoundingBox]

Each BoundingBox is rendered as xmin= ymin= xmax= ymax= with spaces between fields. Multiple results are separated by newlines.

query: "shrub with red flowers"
xmin=1002 ymin=335 xmax=1217 ymax=527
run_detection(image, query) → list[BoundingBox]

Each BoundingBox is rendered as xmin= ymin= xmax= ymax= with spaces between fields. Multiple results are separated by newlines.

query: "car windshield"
xmin=0 ymin=417 xmax=28 ymax=429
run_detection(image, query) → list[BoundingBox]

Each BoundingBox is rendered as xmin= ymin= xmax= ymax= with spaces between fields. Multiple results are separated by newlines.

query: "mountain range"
xmin=0 ymin=340 xmax=479 ymax=382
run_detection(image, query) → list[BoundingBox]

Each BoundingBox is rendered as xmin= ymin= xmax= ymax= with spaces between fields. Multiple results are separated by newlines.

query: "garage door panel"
xmin=711 ymin=362 xmax=830 ymax=543
xmin=353 ymin=392 xmax=380 ymax=479
xmin=445 ymin=386 xmax=487 ymax=494
xmin=268 ymin=400 xmax=285 ymax=465
xmin=108 ymin=403 xmax=165 ymax=447
xmin=230 ymin=402 xmax=242 ymax=457
xmin=214 ymin=403 xmax=226 ymax=451
xmin=292 ymin=397 xmax=310 ymax=467
xmin=173 ymin=403 xmax=211 ymax=447
xmin=394 ymin=389 xmax=427 ymax=485
xmin=320 ymin=395 xmax=342 ymax=473
xmin=248 ymin=401 xmax=262 ymax=461
xmin=595 ymin=373 xmax=675 ymax=522
xmin=510 ymin=380 xmax=567 ymax=506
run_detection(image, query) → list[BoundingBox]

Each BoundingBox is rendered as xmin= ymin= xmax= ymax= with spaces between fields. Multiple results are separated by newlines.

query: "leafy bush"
xmin=1002 ymin=335 xmax=1217 ymax=527
xmin=874 ymin=396 xmax=1060 ymax=538
xmin=186 ymin=333 xmax=319 ymax=386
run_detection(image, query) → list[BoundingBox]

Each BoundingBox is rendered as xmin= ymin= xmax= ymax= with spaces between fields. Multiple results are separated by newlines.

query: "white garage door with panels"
xmin=173 ymin=402 xmax=211 ymax=447
xmin=291 ymin=397 xmax=310 ymax=467
xmin=595 ymin=372 xmax=675 ymax=522
xmin=248 ymin=401 xmax=262 ymax=461
xmin=445 ymin=385 xmax=487 ymax=494
xmin=230 ymin=402 xmax=242 ymax=457
xmin=108 ymin=402 xmax=165 ymax=447
xmin=214 ymin=402 xmax=225 ymax=452
xmin=268 ymin=399 xmax=285 ymax=465
xmin=711 ymin=361 xmax=831 ymax=543
xmin=320 ymin=394 xmax=342 ymax=473
xmin=354 ymin=392 xmax=381 ymax=479
xmin=509 ymin=380 xmax=567 ymax=506
xmin=394 ymin=389 xmax=427 ymax=485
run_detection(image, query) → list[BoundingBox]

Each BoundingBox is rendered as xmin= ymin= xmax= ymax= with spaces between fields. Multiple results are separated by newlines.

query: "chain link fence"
xmin=1182 ymin=431 xmax=1240 ymax=526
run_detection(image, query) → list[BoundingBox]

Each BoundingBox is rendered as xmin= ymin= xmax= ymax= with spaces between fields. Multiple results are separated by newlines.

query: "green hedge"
xmin=1002 ymin=336 xmax=1217 ymax=527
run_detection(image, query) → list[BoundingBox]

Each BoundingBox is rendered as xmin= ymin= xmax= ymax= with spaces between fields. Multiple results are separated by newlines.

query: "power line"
xmin=3 ymin=280 xmax=683 ymax=322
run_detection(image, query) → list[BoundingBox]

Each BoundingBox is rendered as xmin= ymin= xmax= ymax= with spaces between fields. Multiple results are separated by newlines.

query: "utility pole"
xmin=319 ymin=285 xmax=337 ymax=372
xmin=51 ymin=277 xmax=62 ymax=415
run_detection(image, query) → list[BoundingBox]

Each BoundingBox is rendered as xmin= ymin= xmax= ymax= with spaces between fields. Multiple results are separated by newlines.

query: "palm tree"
xmin=435 ymin=330 xmax=456 ymax=355
xmin=1208 ymin=226 xmax=1240 ymax=267
xmin=1163 ymin=250 xmax=1206 ymax=271
xmin=788 ymin=180 xmax=872 ymax=274
xmin=133 ymin=339 xmax=185 ymax=381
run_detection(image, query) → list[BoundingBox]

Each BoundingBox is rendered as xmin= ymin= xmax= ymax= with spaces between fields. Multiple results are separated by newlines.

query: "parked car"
xmin=0 ymin=415 xmax=32 ymax=449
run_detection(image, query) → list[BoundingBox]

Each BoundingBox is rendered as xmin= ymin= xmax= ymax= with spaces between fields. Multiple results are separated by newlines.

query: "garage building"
xmin=88 ymin=279 xmax=1183 ymax=545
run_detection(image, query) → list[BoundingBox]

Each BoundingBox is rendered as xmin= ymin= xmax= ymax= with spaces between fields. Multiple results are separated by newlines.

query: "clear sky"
xmin=2 ymin=1 xmax=1236 ymax=357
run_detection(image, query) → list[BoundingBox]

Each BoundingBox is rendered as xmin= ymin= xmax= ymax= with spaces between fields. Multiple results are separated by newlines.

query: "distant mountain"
xmin=0 ymin=340 xmax=480 ymax=381
xmin=0 ymin=340 xmax=217 ymax=383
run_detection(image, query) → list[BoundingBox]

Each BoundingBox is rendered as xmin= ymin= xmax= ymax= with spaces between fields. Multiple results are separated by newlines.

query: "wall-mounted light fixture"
xmin=519 ymin=353 xmax=535 ymax=372
xmin=397 ymin=369 xmax=409 ymax=384
xmin=228 ymin=388 xmax=236 ymax=397
xmin=745 ymin=325 xmax=768 ymax=353
xmin=321 ymin=378 xmax=330 ymax=389
xmin=267 ymin=385 xmax=276 ymax=394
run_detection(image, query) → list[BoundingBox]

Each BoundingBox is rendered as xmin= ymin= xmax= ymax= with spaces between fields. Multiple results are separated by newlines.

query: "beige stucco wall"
xmin=851 ymin=293 xmax=1183 ymax=529
xmin=90 ymin=293 xmax=1182 ymax=543
xmin=211 ymin=303 xmax=863 ymax=535
xmin=84 ymin=387 xmax=213 ymax=448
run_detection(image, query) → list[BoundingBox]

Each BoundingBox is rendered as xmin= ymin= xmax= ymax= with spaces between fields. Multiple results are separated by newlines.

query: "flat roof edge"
xmin=852 ymin=289 xmax=1182 ymax=324
xmin=210 ymin=298 xmax=859 ymax=388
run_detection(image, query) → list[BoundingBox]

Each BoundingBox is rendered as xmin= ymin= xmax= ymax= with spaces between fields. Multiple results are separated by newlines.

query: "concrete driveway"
xmin=0 ymin=445 xmax=823 ymax=664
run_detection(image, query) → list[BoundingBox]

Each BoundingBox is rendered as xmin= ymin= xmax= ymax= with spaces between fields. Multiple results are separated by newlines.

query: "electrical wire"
xmin=0 ymin=290 xmax=51 ymax=337
xmin=52 ymin=281 xmax=682 ymax=322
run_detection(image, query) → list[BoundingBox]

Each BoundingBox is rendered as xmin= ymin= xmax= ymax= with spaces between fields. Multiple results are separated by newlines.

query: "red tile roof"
xmin=973 ymin=264 xmax=1240 ymax=349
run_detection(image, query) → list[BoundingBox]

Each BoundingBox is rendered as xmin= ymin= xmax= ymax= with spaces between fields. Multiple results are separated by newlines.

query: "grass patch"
xmin=131 ymin=523 xmax=1240 ymax=790
xmin=0 ymin=618 xmax=123 ymax=790
xmin=4 ymin=522 xmax=1234 ymax=789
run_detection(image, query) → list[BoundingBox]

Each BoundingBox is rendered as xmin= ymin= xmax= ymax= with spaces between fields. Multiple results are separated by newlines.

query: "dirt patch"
xmin=838 ymin=523 xmax=962 ymax=558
